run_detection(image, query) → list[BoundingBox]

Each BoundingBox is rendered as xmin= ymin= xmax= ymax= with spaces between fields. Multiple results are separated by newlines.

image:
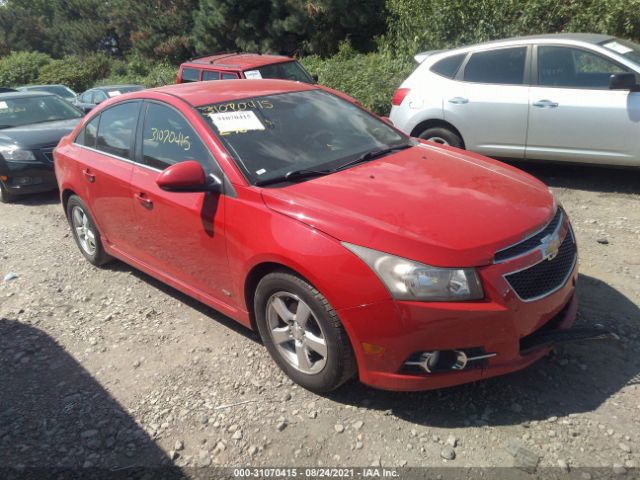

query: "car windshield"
xmin=245 ymin=61 xmax=314 ymax=83
xmin=198 ymin=89 xmax=407 ymax=185
xmin=601 ymin=38 xmax=640 ymax=65
xmin=24 ymin=85 xmax=76 ymax=99
xmin=0 ymin=95 xmax=83 ymax=128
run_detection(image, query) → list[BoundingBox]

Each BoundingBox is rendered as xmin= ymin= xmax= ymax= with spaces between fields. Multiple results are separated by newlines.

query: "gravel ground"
xmin=0 ymin=162 xmax=639 ymax=474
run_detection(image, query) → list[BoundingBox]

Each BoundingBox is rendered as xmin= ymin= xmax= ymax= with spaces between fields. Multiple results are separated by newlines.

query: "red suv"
xmin=177 ymin=53 xmax=315 ymax=84
xmin=54 ymin=79 xmax=584 ymax=393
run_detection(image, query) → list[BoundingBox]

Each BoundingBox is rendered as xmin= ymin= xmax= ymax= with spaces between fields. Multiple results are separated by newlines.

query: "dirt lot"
xmin=1 ymin=162 xmax=639 ymax=474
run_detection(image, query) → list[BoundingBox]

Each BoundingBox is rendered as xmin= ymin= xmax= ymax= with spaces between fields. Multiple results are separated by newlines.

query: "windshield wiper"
xmin=255 ymin=168 xmax=333 ymax=187
xmin=335 ymin=142 xmax=414 ymax=172
xmin=254 ymin=141 xmax=415 ymax=187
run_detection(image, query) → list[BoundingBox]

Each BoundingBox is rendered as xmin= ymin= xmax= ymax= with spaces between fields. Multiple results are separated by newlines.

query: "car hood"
xmin=261 ymin=143 xmax=555 ymax=267
xmin=0 ymin=118 xmax=81 ymax=149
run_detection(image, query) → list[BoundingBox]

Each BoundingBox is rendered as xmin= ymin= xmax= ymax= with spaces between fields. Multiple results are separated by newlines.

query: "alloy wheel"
xmin=266 ymin=292 xmax=328 ymax=374
xmin=71 ymin=206 xmax=97 ymax=256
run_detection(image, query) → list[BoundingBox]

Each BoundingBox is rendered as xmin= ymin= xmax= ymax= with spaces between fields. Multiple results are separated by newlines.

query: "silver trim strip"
xmin=72 ymin=143 xmax=162 ymax=173
xmin=494 ymin=209 xmax=563 ymax=264
xmin=503 ymin=229 xmax=577 ymax=303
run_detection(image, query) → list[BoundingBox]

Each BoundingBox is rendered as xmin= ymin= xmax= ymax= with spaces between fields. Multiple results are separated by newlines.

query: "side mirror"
xmin=156 ymin=160 xmax=222 ymax=193
xmin=609 ymin=73 xmax=638 ymax=90
xmin=312 ymin=74 xmax=319 ymax=83
xmin=83 ymin=106 xmax=94 ymax=114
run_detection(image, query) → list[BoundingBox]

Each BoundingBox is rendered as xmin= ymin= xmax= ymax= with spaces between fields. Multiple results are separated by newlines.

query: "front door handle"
xmin=448 ymin=97 xmax=469 ymax=104
xmin=532 ymin=99 xmax=559 ymax=108
xmin=82 ymin=169 xmax=95 ymax=183
xmin=134 ymin=192 xmax=153 ymax=210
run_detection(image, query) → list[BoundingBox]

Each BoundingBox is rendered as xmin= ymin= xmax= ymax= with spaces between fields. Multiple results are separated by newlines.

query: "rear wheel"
xmin=0 ymin=181 xmax=15 ymax=204
xmin=66 ymin=195 xmax=112 ymax=266
xmin=254 ymin=272 xmax=356 ymax=393
xmin=418 ymin=126 xmax=463 ymax=148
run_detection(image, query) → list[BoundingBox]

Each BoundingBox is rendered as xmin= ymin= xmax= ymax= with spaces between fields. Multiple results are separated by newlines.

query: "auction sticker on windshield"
xmin=208 ymin=111 xmax=265 ymax=135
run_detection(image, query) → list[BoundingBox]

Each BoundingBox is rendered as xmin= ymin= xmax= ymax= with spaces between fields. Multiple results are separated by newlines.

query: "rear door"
xmin=443 ymin=46 xmax=531 ymax=158
xmin=71 ymin=101 xmax=141 ymax=251
xmin=526 ymin=44 xmax=640 ymax=165
xmin=128 ymin=101 xmax=234 ymax=305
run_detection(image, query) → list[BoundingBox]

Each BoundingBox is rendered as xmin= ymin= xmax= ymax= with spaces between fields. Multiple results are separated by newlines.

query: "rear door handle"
xmin=532 ymin=99 xmax=559 ymax=108
xmin=82 ymin=169 xmax=95 ymax=183
xmin=134 ymin=192 xmax=153 ymax=209
xmin=448 ymin=97 xmax=469 ymax=104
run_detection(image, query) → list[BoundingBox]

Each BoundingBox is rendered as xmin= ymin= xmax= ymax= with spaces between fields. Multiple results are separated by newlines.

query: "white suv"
xmin=389 ymin=33 xmax=640 ymax=166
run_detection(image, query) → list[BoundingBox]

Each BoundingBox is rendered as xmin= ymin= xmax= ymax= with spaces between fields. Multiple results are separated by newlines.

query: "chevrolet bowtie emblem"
xmin=540 ymin=232 xmax=562 ymax=261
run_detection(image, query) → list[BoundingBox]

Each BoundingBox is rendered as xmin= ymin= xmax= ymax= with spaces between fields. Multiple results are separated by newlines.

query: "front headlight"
xmin=342 ymin=242 xmax=484 ymax=301
xmin=0 ymin=145 xmax=36 ymax=162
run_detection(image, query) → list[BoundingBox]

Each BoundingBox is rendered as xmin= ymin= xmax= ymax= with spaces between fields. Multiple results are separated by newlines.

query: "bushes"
xmin=302 ymin=43 xmax=415 ymax=115
xmin=36 ymin=53 xmax=116 ymax=91
xmin=383 ymin=0 xmax=640 ymax=57
xmin=0 ymin=51 xmax=52 ymax=87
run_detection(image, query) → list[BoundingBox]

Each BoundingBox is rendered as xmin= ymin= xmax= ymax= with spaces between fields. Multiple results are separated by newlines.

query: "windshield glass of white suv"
xmin=0 ymin=95 xmax=83 ymax=129
xmin=601 ymin=38 xmax=640 ymax=65
xmin=198 ymin=90 xmax=407 ymax=184
xmin=248 ymin=61 xmax=314 ymax=83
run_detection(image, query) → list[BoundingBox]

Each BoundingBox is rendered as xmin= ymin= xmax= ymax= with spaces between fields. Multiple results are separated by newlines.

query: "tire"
xmin=0 ymin=181 xmax=15 ymax=204
xmin=418 ymin=126 xmax=463 ymax=148
xmin=66 ymin=195 xmax=112 ymax=266
xmin=254 ymin=271 xmax=356 ymax=393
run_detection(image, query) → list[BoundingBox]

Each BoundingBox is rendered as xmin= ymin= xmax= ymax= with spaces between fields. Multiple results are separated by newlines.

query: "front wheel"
xmin=254 ymin=272 xmax=356 ymax=393
xmin=66 ymin=195 xmax=112 ymax=266
xmin=418 ymin=126 xmax=463 ymax=148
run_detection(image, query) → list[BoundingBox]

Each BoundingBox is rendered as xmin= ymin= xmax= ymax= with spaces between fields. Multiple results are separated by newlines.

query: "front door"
xmin=128 ymin=101 xmax=234 ymax=306
xmin=443 ymin=46 xmax=530 ymax=159
xmin=526 ymin=45 xmax=640 ymax=165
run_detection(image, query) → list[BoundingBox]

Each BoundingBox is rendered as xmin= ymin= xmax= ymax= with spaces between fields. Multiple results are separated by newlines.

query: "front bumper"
xmin=337 ymin=219 xmax=581 ymax=392
xmin=0 ymin=160 xmax=57 ymax=196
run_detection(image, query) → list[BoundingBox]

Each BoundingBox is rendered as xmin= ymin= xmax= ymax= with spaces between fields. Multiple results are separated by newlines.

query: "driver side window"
xmin=141 ymin=102 xmax=213 ymax=172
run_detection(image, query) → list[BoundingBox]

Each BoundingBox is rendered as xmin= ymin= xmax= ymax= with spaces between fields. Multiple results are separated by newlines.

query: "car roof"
xmin=94 ymin=85 xmax=143 ymax=91
xmin=18 ymin=84 xmax=68 ymax=89
xmin=183 ymin=53 xmax=293 ymax=70
xmin=144 ymin=79 xmax=317 ymax=107
xmin=0 ymin=91 xmax=55 ymax=100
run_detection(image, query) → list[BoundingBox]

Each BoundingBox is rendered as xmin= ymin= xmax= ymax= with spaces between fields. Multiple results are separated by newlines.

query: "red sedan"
xmin=54 ymin=80 xmax=579 ymax=392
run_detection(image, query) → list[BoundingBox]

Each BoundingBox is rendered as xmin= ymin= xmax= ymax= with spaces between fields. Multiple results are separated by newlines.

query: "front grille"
xmin=495 ymin=209 xmax=563 ymax=262
xmin=504 ymin=231 xmax=576 ymax=301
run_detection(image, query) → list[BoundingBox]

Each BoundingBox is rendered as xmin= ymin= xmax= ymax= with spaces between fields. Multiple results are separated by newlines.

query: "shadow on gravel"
xmin=6 ymin=190 xmax=60 ymax=206
xmin=0 ymin=318 xmax=182 ymax=477
xmin=328 ymin=273 xmax=640 ymax=428
xmin=503 ymin=161 xmax=640 ymax=195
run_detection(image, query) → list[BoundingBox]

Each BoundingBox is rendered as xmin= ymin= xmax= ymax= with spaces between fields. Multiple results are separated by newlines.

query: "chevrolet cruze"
xmin=55 ymin=80 xmax=581 ymax=392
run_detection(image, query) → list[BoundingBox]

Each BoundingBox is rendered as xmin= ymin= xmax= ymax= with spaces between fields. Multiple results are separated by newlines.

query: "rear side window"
xmin=75 ymin=115 xmax=100 ymax=147
xmin=181 ymin=68 xmax=200 ymax=83
xmin=222 ymin=72 xmax=239 ymax=80
xmin=95 ymin=102 xmax=140 ymax=159
xmin=463 ymin=47 xmax=527 ymax=85
xmin=202 ymin=70 xmax=220 ymax=81
xmin=142 ymin=103 xmax=211 ymax=172
xmin=430 ymin=53 xmax=466 ymax=78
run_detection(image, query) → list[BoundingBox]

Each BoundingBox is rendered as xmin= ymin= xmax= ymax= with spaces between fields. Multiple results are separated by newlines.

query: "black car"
xmin=73 ymin=84 xmax=144 ymax=113
xmin=0 ymin=91 xmax=83 ymax=202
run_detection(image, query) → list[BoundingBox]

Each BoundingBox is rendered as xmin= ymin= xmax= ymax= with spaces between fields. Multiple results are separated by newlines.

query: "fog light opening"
xmin=404 ymin=350 xmax=497 ymax=373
